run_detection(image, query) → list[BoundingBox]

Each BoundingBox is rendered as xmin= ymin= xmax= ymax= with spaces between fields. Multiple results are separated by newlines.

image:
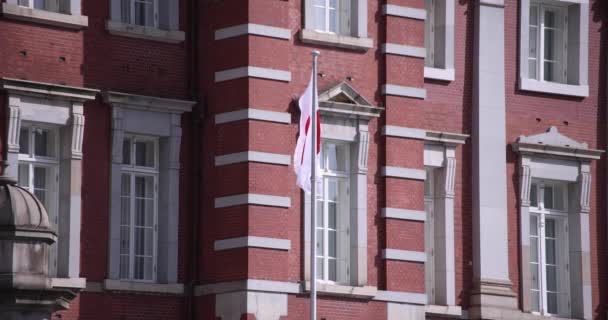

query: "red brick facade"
xmin=0 ymin=0 xmax=606 ymax=319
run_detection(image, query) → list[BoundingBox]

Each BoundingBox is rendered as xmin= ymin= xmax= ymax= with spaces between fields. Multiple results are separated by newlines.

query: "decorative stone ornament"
xmin=0 ymin=175 xmax=75 ymax=319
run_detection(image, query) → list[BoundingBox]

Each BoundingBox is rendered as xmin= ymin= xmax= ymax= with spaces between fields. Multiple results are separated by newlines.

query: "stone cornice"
xmin=513 ymin=127 xmax=603 ymax=160
xmin=103 ymin=91 xmax=196 ymax=114
xmin=1 ymin=78 xmax=99 ymax=101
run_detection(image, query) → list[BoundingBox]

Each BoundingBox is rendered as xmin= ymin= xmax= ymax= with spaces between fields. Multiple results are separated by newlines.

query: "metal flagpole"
xmin=310 ymin=50 xmax=320 ymax=320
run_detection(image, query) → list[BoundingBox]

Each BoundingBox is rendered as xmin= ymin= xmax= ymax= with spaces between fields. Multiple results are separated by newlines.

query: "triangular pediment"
xmin=517 ymin=126 xmax=587 ymax=149
xmin=318 ymin=82 xmax=382 ymax=119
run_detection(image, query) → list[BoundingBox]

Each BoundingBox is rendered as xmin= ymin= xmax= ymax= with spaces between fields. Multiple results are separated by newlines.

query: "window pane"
xmin=544 ymin=185 xmax=554 ymax=209
xmin=530 ymin=263 xmax=539 ymax=289
xmin=328 ymin=179 xmax=338 ymax=202
xmin=34 ymin=0 xmax=44 ymax=9
xmin=544 ymin=61 xmax=555 ymax=82
xmin=328 ymin=258 xmax=337 ymax=281
xmin=134 ymin=256 xmax=144 ymax=279
xmin=531 ymin=289 xmax=540 ymax=312
xmin=123 ymin=138 xmax=131 ymax=165
xmin=135 ymin=140 xmax=155 ymax=167
xmin=121 ymin=0 xmax=131 ymax=23
xmin=546 ymin=265 xmax=557 ymax=291
xmin=18 ymin=0 xmax=30 ymax=7
xmin=530 ymin=5 xmax=538 ymax=26
xmin=326 ymin=143 xmax=347 ymax=172
xmin=33 ymin=166 xmax=48 ymax=205
xmin=135 ymin=176 xmax=154 ymax=198
xmin=530 ymin=183 xmax=538 ymax=207
xmin=546 ymin=238 xmax=556 ymax=264
xmin=328 ymin=8 xmax=337 ymax=33
xmin=120 ymin=254 xmax=129 ymax=279
xmin=33 ymin=128 xmax=54 ymax=158
xmin=328 ymin=230 xmax=337 ymax=258
xmin=544 ymin=29 xmax=555 ymax=61
xmin=530 ymin=215 xmax=538 ymax=236
xmin=530 ymin=236 xmax=538 ymax=262
xmin=120 ymin=226 xmax=130 ymax=254
xmin=316 ymin=257 xmax=323 ymax=279
xmin=19 ymin=128 xmax=29 ymax=154
xmin=314 ymin=7 xmax=326 ymax=31
xmin=316 ymin=229 xmax=324 ymax=255
xmin=18 ymin=164 xmax=29 ymax=188
xmin=328 ymin=204 xmax=337 ymax=229
xmin=553 ymin=184 xmax=564 ymax=210
xmin=143 ymin=256 xmax=153 ymax=280
xmin=544 ymin=10 xmax=555 ymax=28
xmin=134 ymin=0 xmax=155 ymax=27
xmin=529 ymin=59 xmax=537 ymax=79
xmin=547 ymin=292 xmax=558 ymax=314
xmin=545 ymin=218 xmax=556 ymax=238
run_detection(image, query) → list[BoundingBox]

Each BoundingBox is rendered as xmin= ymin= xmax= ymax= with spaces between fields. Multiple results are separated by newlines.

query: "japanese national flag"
xmin=294 ymin=71 xmax=322 ymax=194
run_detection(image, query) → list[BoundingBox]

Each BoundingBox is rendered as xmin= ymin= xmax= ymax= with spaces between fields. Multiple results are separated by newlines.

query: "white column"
xmin=471 ymin=0 xmax=517 ymax=316
xmin=107 ymin=107 xmax=125 ymax=279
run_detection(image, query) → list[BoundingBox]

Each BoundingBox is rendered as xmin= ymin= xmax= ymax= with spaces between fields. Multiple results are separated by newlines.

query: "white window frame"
xmin=316 ymin=141 xmax=351 ymax=285
xmin=518 ymin=0 xmax=589 ymax=97
xmin=528 ymin=180 xmax=571 ymax=317
xmin=119 ymin=135 xmax=159 ymax=282
xmin=423 ymin=0 xmax=456 ymax=81
xmin=17 ymin=123 xmax=60 ymax=277
xmin=313 ymin=0 xmax=339 ymax=34
xmin=121 ymin=0 xmax=159 ymax=28
xmin=528 ymin=2 xmax=568 ymax=84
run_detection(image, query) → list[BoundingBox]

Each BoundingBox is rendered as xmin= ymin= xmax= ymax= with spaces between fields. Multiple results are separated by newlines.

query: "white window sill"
xmin=304 ymin=281 xmax=377 ymax=299
xmin=103 ymin=279 xmax=185 ymax=294
xmin=299 ymin=29 xmax=373 ymax=51
xmin=425 ymin=305 xmax=462 ymax=317
xmin=424 ymin=67 xmax=455 ymax=81
xmin=1 ymin=3 xmax=88 ymax=29
xmin=106 ymin=20 xmax=186 ymax=44
xmin=519 ymin=78 xmax=589 ymax=98
xmin=51 ymin=277 xmax=87 ymax=289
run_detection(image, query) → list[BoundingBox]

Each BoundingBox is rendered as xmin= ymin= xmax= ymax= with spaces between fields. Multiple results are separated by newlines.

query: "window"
xmin=519 ymin=0 xmax=589 ymax=97
xmin=528 ymin=3 xmax=568 ymax=83
xmin=316 ymin=142 xmax=350 ymax=284
xmin=121 ymin=0 xmax=158 ymax=28
xmin=313 ymin=0 xmax=350 ymax=34
xmin=529 ymin=181 xmax=570 ymax=317
xmin=424 ymin=167 xmax=435 ymax=303
xmin=17 ymin=0 xmax=70 ymax=14
xmin=423 ymin=0 xmax=456 ymax=81
xmin=17 ymin=124 xmax=60 ymax=276
xmin=119 ymin=135 xmax=159 ymax=282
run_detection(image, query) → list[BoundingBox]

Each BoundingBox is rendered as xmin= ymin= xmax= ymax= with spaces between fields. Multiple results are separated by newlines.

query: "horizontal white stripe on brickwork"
xmin=381 ymin=4 xmax=426 ymax=20
xmin=382 ymin=249 xmax=426 ymax=262
xmin=381 ymin=43 xmax=426 ymax=58
xmin=374 ymin=290 xmax=427 ymax=305
xmin=215 ymin=151 xmax=290 ymax=166
xmin=215 ymin=66 xmax=291 ymax=82
xmin=195 ymin=279 xmax=301 ymax=296
xmin=214 ymin=193 xmax=291 ymax=208
xmin=382 ymin=125 xmax=426 ymax=140
xmin=214 ymin=236 xmax=291 ymax=251
xmin=215 ymin=23 xmax=291 ymax=40
xmin=382 ymin=84 xmax=426 ymax=99
xmin=381 ymin=208 xmax=426 ymax=221
xmin=215 ymin=108 xmax=291 ymax=125
xmin=381 ymin=166 xmax=426 ymax=180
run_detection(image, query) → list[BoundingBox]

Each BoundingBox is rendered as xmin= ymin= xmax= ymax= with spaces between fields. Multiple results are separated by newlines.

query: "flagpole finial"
xmin=311 ymin=50 xmax=320 ymax=57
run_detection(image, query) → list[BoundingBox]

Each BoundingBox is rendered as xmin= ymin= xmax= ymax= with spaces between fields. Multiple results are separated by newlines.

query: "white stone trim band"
xmin=424 ymin=67 xmax=456 ymax=81
xmin=381 ymin=166 xmax=426 ymax=180
xmin=195 ymin=279 xmax=301 ymax=296
xmin=374 ymin=290 xmax=427 ymax=305
xmin=215 ymin=151 xmax=291 ymax=166
xmin=381 ymin=208 xmax=426 ymax=222
xmin=215 ymin=23 xmax=291 ymax=41
xmin=102 ymin=279 xmax=185 ymax=294
xmin=214 ymin=193 xmax=291 ymax=208
xmin=381 ymin=4 xmax=426 ymax=20
xmin=215 ymin=108 xmax=291 ymax=125
xmin=382 ymin=249 xmax=426 ymax=263
xmin=382 ymin=125 xmax=426 ymax=140
xmin=215 ymin=66 xmax=291 ymax=83
xmin=214 ymin=236 xmax=291 ymax=251
xmin=382 ymin=84 xmax=426 ymax=99
xmin=382 ymin=43 xmax=426 ymax=58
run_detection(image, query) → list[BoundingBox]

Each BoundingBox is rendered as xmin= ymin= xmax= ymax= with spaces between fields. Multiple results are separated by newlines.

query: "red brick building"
xmin=0 ymin=0 xmax=606 ymax=319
